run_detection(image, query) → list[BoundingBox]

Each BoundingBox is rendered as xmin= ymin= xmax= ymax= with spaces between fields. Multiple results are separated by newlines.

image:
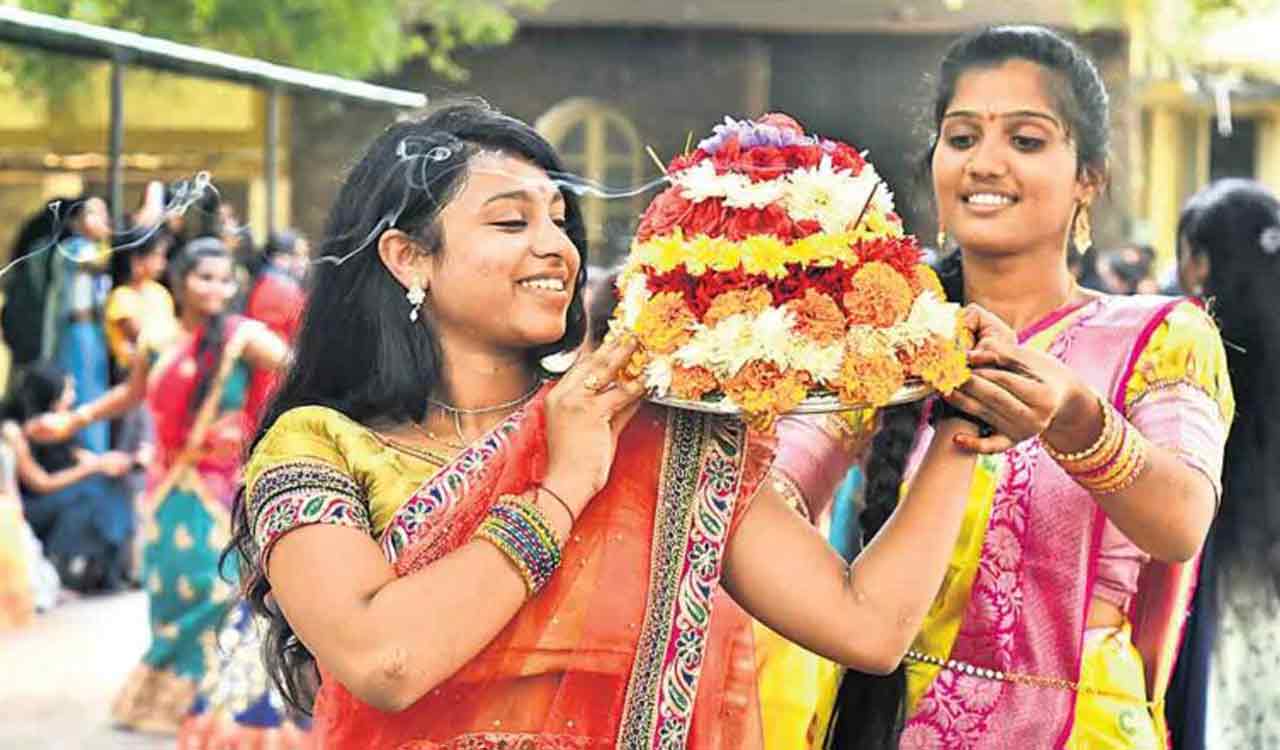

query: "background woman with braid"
xmin=827 ymin=26 xmax=1233 ymax=750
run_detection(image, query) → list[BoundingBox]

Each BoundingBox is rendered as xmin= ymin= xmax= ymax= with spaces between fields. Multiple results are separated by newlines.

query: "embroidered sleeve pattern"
xmin=248 ymin=461 xmax=371 ymax=569
xmin=1124 ymin=302 xmax=1235 ymax=499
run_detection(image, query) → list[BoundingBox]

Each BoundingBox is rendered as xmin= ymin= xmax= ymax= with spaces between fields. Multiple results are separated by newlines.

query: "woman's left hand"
xmin=946 ymin=310 xmax=1085 ymax=454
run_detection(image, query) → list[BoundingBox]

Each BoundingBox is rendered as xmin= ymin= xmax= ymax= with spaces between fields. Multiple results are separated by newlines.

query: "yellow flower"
xmin=914 ymin=264 xmax=946 ymax=300
xmin=707 ymin=235 xmax=743 ymax=273
xmin=906 ymin=336 xmax=971 ymax=395
xmin=648 ymin=230 xmax=688 ymax=274
xmin=633 ymin=291 xmax=696 ymax=354
xmin=705 ymin=288 xmax=774 ymax=327
xmin=684 ymin=234 xmax=720 ymax=276
xmin=741 ymin=235 xmax=789 ymax=278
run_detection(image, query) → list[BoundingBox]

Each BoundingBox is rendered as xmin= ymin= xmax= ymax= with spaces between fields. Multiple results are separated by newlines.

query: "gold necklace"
xmin=410 ymin=420 xmax=465 ymax=451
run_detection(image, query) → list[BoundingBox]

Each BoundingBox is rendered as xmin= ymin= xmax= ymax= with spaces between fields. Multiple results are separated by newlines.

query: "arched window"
xmin=536 ymin=98 xmax=646 ymax=266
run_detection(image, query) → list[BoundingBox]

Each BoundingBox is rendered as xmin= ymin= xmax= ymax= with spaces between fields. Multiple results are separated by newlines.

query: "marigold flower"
xmin=634 ymin=291 xmax=696 ymax=354
xmin=723 ymin=361 xmax=809 ymax=431
xmin=842 ymin=261 xmax=913 ymax=327
xmin=905 ymin=336 xmax=970 ymax=395
xmin=670 ymin=364 xmax=720 ymax=401
xmin=837 ymin=335 xmax=906 ymax=407
xmin=784 ymin=289 xmax=846 ymax=345
xmin=704 ymin=287 xmax=774 ymax=327
xmin=913 ymin=263 xmax=946 ymax=299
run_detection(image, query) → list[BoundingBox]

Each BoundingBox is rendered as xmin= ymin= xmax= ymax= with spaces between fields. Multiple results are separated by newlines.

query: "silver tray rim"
xmin=649 ymin=379 xmax=934 ymax=415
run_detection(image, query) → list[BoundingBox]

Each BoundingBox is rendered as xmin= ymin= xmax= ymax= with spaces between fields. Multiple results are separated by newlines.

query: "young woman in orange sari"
xmin=224 ymin=102 xmax=1010 ymax=749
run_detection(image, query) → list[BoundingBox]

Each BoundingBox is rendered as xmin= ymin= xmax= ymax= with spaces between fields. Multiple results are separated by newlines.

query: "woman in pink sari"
xmin=827 ymin=27 xmax=1234 ymax=750
xmin=224 ymin=102 xmax=1005 ymax=749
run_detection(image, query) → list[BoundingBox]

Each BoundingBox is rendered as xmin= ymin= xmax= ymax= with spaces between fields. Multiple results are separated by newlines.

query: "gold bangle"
xmin=1043 ymin=395 xmax=1112 ymax=464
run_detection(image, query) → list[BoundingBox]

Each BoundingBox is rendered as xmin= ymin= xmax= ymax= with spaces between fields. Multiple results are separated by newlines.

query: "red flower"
xmin=692 ymin=269 xmax=757 ymax=318
xmin=856 ymin=236 xmax=923 ymax=278
xmin=827 ymin=142 xmax=867 ymax=175
xmin=783 ymin=145 xmax=823 ymax=171
xmin=742 ymin=146 xmax=789 ymax=182
xmin=682 ymin=197 xmax=729 ymax=237
xmin=770 ymin=267 xmax=809 ymax=305
xmin=724 ymin=205 xmax=795 ymax=242
xmin=712 ymin=135 xmax=743 ymax=174
xmin=806 ymin=263 xmax=856 ymax=307
xmin=635 ymin=186 xmax=692 ymax=242
xmin=645 ymin=268 xmax=699 ymax=310
xmin=668 ymin=149 xmax=710 ymax=174
xmin=793 ymin=219 xmax=823 ymax=239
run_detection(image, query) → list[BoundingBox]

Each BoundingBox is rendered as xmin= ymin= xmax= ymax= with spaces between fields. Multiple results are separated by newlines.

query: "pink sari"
xmin=902 ymin=296 xmax=1219 ymax=748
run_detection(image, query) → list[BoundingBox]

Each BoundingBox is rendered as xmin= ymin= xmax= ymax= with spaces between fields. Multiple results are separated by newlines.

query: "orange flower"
xmin=903 ymin=335 xmax=970 ymax=395
xmin=842 ymin=261 xmax=913 ymax=327
xmin=837 ymin=336 xmax=906 ymax=407
xmin=703 ymin=287 xmax=774 ymax=328
xmin=622 ymin=349 xmax=650 ymax=382
xmin=723 ymin=361 xmax=809 ymax=431
xmin=913 ymin=264 xmax=946 ymax=300
xmin=670 ymin=364 xmax=720 ymax=400
xmin=784 ymin=289 xmax=846 ymax=345
xmin=633 ymin=291 xmax=696 ymax=354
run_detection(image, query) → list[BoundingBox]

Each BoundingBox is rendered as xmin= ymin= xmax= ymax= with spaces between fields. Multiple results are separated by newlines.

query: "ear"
xmin=377 ymin=229 xmax=430 ymax=291
xmin=1074 ymin=162 xmax=1106 ymax=206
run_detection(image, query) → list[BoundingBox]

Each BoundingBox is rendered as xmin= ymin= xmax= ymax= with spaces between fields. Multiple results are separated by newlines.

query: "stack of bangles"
xmin=1043 ymin=396 xmax=1150 ymax=495
xmin=474 ymin=494 xmax=563 ymax=596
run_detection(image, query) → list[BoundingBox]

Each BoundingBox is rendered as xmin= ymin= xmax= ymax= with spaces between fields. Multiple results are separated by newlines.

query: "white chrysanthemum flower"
xmin=787 ymin=340 xmax=844 ymax=385
xmin=903 ymin=291 xmax=961 ymax=340
xmin=723 ymin=178 xmax=787 ymax=209
xmin=784 ymin=156 xmax=880 ymax=234
xmin=644 ymin=355 xmax=674 ymax=396
xmin=752 ymin=306 xmax=797 ymax=368
xmin=619 ymin=272 xmax=651 ymax=329
xmin=673 ymin=161 xmax=743 ymax=203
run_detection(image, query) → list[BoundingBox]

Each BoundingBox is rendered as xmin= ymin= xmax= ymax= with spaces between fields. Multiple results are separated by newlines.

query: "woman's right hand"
xmin=542 ymin=334 xmax=646 ymax=515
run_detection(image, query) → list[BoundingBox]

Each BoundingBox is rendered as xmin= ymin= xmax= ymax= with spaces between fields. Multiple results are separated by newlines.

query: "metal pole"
xmin=109 ymin=55 xmax=125 ymax=229
xmin=265 ymin=86 xmax=280 ymax=236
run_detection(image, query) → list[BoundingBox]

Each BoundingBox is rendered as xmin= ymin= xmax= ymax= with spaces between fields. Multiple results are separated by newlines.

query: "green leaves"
xmin=5 ymin=0 xmax=549 ymax=91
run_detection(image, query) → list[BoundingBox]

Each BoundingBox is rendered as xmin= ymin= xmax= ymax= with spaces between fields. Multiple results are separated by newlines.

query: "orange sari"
xmin=248 ymin=394 xmax=772 ymax=749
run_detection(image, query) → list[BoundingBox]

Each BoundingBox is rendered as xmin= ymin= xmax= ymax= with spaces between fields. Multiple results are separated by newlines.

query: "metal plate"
xmin=649 ymin=379 xmax=934 ymax=415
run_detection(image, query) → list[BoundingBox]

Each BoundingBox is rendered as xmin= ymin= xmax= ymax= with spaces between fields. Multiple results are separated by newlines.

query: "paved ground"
xmin=1 ymin=591 xmax=170 ymax=749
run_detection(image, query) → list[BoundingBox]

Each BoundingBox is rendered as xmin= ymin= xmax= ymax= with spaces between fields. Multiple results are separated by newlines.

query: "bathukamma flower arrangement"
xmin=615 ymin=113 xmax=972 ymax=430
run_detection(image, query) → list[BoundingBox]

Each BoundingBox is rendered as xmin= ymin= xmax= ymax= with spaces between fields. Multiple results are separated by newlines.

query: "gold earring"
xmin=1073 ymin=204 xmax=1093 ymax=253
xmin=406 ymin=279 xmax=427 ymax=323
xmin=936 ymin=225 xmax=947 ymax=250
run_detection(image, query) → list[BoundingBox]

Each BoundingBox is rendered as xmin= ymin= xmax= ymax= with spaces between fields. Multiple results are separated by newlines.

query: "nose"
xmin=963 ymin=136 xmax=1009 ymax=181
xmin=531 ymin=214 xmax=577 ymax=263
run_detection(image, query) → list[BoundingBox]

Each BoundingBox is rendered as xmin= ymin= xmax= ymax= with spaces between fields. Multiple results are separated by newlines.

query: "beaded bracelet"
xmin=474 ymin=495 xmax=563 ymax=596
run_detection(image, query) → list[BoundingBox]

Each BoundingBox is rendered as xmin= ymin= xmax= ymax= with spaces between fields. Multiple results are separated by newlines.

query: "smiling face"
xmin=181 ymin=255 xmax=237 ymax=318
xmin=932 ymin=59 xmax=1097 ymax=259
xmin=423 ymin=151 xmax=580 ymax=357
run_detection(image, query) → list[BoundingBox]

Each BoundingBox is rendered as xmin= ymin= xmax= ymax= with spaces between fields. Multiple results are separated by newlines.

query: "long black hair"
xmin=827 ymin=26 xmax=1111 ymax=750
xmin=3 ymin=361 xmax=76 ymax=475
xmin=169 ymin=237 xmax=235 ymax=424
xmin=226 ymin=101 xmax=589 ymax=713
xmin=1182 ymin=179 xmax=1280 ymax=597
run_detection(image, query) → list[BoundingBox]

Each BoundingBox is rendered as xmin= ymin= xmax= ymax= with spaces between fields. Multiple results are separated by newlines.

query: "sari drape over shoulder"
xmin=900 ymin=296 xmax=1234 ymax=750
xmin=244 ymin=392 xmax=774 ymax=749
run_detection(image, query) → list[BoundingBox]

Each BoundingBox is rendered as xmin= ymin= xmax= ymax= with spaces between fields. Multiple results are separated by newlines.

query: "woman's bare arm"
xmin=722 ymin=418 xmax=979 ymax=674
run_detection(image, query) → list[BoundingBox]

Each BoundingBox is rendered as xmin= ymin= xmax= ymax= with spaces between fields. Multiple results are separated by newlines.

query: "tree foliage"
xmin=3 ymin=0 xmax=547 ymax=94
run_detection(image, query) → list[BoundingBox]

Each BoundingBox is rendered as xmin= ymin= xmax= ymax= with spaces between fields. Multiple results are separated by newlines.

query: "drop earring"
xmin=407 ymin=279 xmax=427 ymax=323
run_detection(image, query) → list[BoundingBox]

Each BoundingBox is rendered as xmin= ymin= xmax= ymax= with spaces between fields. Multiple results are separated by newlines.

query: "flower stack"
xmin=616 ymin=113 xmax=970 ymax=429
